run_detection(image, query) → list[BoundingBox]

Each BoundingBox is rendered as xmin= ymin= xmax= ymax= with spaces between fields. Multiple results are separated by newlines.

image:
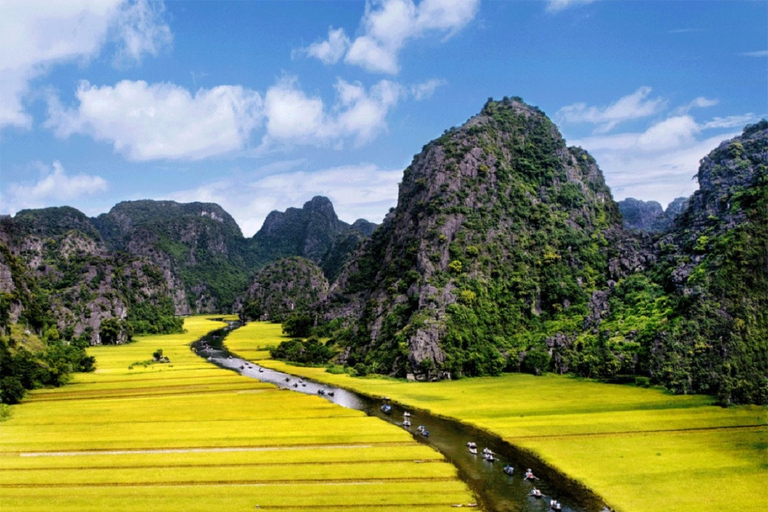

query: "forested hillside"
xmin=320 ymin=99 xmax=767 ymax=404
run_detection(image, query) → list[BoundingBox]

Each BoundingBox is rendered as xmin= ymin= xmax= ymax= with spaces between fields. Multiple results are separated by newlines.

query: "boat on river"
xmin=503 ymin=465 xmax=514 ymax=475
xmin=381 ymin=404 xmax=392 ymax=414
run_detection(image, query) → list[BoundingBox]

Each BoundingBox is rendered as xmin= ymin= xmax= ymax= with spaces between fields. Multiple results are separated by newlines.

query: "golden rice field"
xmin=230 ymin=322 xmax=768 ymax=512
xmin=0 ymin=317 xmax=475 ymax=512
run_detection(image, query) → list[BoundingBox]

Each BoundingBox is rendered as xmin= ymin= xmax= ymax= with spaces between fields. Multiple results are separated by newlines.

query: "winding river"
xmin=193 ymin=324 xmax=609 ymax=512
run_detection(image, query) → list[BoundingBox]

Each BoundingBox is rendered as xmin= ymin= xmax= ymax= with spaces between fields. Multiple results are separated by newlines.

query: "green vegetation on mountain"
xmin=240 ymin=256 xmax=329 ymax=322
xmin=325 ymin=97 xmax=624 ymax=379
xmin=322 ymin=99 xmax=767 ymax=405
xmin=94 ymin=200 xmax=255 ymax=313
xmin=252 ymin=196 xmax=378 ymax=282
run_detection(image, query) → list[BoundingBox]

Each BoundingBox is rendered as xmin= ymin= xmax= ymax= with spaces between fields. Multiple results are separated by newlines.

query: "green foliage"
xmin=282 ymin=313 xmax=313 ymax=338
xmin=0 ymin=332 xmax=95 ymax=404
xmin=126 ymin=297 xmax=183 ymax=335
xmin=269 ymin=337 xmax=334 ymax=365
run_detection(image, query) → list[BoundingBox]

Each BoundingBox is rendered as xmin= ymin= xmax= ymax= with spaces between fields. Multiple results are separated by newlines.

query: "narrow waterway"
xmin=193 ymin=325 xmax=608 ymax=512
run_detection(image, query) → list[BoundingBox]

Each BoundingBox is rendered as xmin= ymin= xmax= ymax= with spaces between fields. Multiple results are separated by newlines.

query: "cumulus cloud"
xmin=556 ymin=86 xmax=665 ymax=133
xmin=262 ymin=77 xmax=402 ymax=147
xmin=300 ymin=27 xmax=350 ymax=64
xmin=0 ymin=161 xmax=108 ymax=214
xmin=0 ymin=0 xmax=171 ymax=130
xmin=301 ymin=0 xmax=479 ymax=74
xmin=46 ymin=80 xmax=263 ymax=161
xmin=166 ymin=163 xmax=402 ymax=236
xmin=568 ymin=111 xmax=757 ymax=207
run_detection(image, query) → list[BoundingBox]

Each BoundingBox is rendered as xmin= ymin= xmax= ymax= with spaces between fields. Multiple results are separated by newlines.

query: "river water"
xmin=193 ymin=325 xmax=608 ymax=512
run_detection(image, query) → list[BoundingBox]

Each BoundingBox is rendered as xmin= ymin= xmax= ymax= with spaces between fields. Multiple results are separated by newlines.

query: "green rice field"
xmin=228 ymin=322 xmax=768 ymax=512
xmin=0 ymin=317 xmax=475 ymax=512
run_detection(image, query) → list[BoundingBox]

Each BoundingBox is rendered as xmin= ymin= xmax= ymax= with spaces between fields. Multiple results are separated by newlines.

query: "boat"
xmin=381 ymin=404 xmax=392 ymax=414
xmin=525 ymin=469 xmax=538 ymax=480
xmin=467 ymin=441 xmax=476 ymax=449
xmin=327 ymin=391 xmax=335 ymax=397
xmin=468 ymin=447 xmax=478 ymax=455
xmin=503 ymin=465 xmax=514 ymax=475
xmin=484 ymin=453 xmax=495 ymax=462
xmin=258 ymin=368 xmax=264 ymax=373
xmin=403 ymin=420 xmax=411 ymax=427
xmin=550 ymin=500 xmax=562 ymax=510
xmin=530 ymin=488 xmax=543 ymax=498
xmin=318 ymin=389 xmax=326 ymax=395
xmin=403 ymin=411 xmax=411 ymax=417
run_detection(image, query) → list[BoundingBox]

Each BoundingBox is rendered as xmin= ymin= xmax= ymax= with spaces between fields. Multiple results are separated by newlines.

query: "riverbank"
xmin=0 ymin=317 xmax=475 ymax=511
xmin=227 ymin=321 xmax=768 ymax=512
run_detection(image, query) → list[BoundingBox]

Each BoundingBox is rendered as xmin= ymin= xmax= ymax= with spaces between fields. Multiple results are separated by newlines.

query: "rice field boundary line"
xmin=11 ymin=413 xmax=366 ymax=427
xmin=0 ymin=459 xmax=446 ymax=471
xmin=22 ymin=387 xmax=270 ymax=403
xmin=508 ymin=423 xmax=767 ymax=440
xmin=25 ymin=381 xmax=266 ymax=397
xmin=71 ymin=373 xmax=238 ymax=385
xmin=14 ymin=443 xmax=421 ymax=457
xmin=0 ymin=477 xmax=459 ymax=488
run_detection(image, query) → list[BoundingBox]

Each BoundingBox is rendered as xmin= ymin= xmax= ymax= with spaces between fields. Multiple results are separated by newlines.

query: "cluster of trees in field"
xmin=0 ymin=327 xmax=95 ymax=404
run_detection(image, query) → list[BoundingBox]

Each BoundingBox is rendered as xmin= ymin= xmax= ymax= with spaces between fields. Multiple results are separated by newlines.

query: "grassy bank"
xmin=227 ymin=321 xmax=768 ymax=512
xmin=0 ymin=317 xmax=475 ymax=512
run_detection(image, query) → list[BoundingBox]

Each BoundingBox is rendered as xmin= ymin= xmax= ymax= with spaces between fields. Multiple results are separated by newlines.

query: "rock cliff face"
xmin=239 ymin=257 xmax=329 ymax=322
xmin=647 ymin=120 xmax=768 ymax=404
xmin=1 ymin=197 xmax=376 ymax=344
xmin=0 ymin=208 xmax=178 ymax=344
xmin=619 ymin=197 xmax=689 ymax=232
xmin=325 ymin=98 xmax=627 ymax=379
xmin=94 ymin=200 xmax=252 ymax=313
xmin=252 ymin=196 xmax=378 ymax=282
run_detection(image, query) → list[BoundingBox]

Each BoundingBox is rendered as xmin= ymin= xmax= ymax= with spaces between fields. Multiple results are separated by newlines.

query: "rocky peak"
xmin=325 ymin=97 xmax=624 ymax=379
xmin=619 ymin=196 xmax=689 ymax=232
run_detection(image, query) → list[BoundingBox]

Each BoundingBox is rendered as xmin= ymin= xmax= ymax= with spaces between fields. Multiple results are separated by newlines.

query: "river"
xmin=193 ymin=324 xmax=609 ymax=512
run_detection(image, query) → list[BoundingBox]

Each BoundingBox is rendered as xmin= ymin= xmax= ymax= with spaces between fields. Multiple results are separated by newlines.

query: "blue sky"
xmin=1 ymin=0 xmax=765 ymax=236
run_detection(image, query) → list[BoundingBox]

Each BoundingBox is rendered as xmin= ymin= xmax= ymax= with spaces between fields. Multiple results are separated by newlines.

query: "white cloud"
xmin=739 ymin=50 xmax=768 ymax=57
xmin=556 ymin=86 xmax=665 ymax=133
xmin=262 ymin=77 xmax=402 ymax=147
xmin=702 ymin=114 xmax=759 ymax=130
xmin=46 ymin=80 xmax=263 ymax=161
xmin=411 ymin=79 xmax=445 ymax=100
xmin=0 ymin=0 xmax=171 ymax=130
xmin=673 ymin=96 xmax=718 ymax=115
xmin=302 ymin=0 xmax=479 ymax=74
xmin=166 ymin=163 xmax=402 ymax=236
xmin=300 ymin=27 xmax=350 ymax=64
xmin=546 ymin=0 xmax=596 ymax=13
xmin=112 ymin=0 xmax=172 ymax=67
xmin=568 ymin=112 xmax=752 ymax=207
xmin=1 ymin=161 xmax=108 ymax=214
xmin=636 ymin=115 xmax=700 ymax=150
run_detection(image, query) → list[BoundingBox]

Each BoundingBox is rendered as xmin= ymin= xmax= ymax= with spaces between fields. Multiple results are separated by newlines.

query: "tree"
xmin=283 ymin=313 xmax=313 ymax=338
xmin=99 ymin=318 xmax=122 ymax=345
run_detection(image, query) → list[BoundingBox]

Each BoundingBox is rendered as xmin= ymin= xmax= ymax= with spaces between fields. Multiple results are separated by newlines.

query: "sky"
xmin=1 ymin=0 xmax=766 ymax=236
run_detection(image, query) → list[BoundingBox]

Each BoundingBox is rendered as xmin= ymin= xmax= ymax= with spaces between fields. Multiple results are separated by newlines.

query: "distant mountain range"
xmin=1 ymin=98 xmax=765 ymax=405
